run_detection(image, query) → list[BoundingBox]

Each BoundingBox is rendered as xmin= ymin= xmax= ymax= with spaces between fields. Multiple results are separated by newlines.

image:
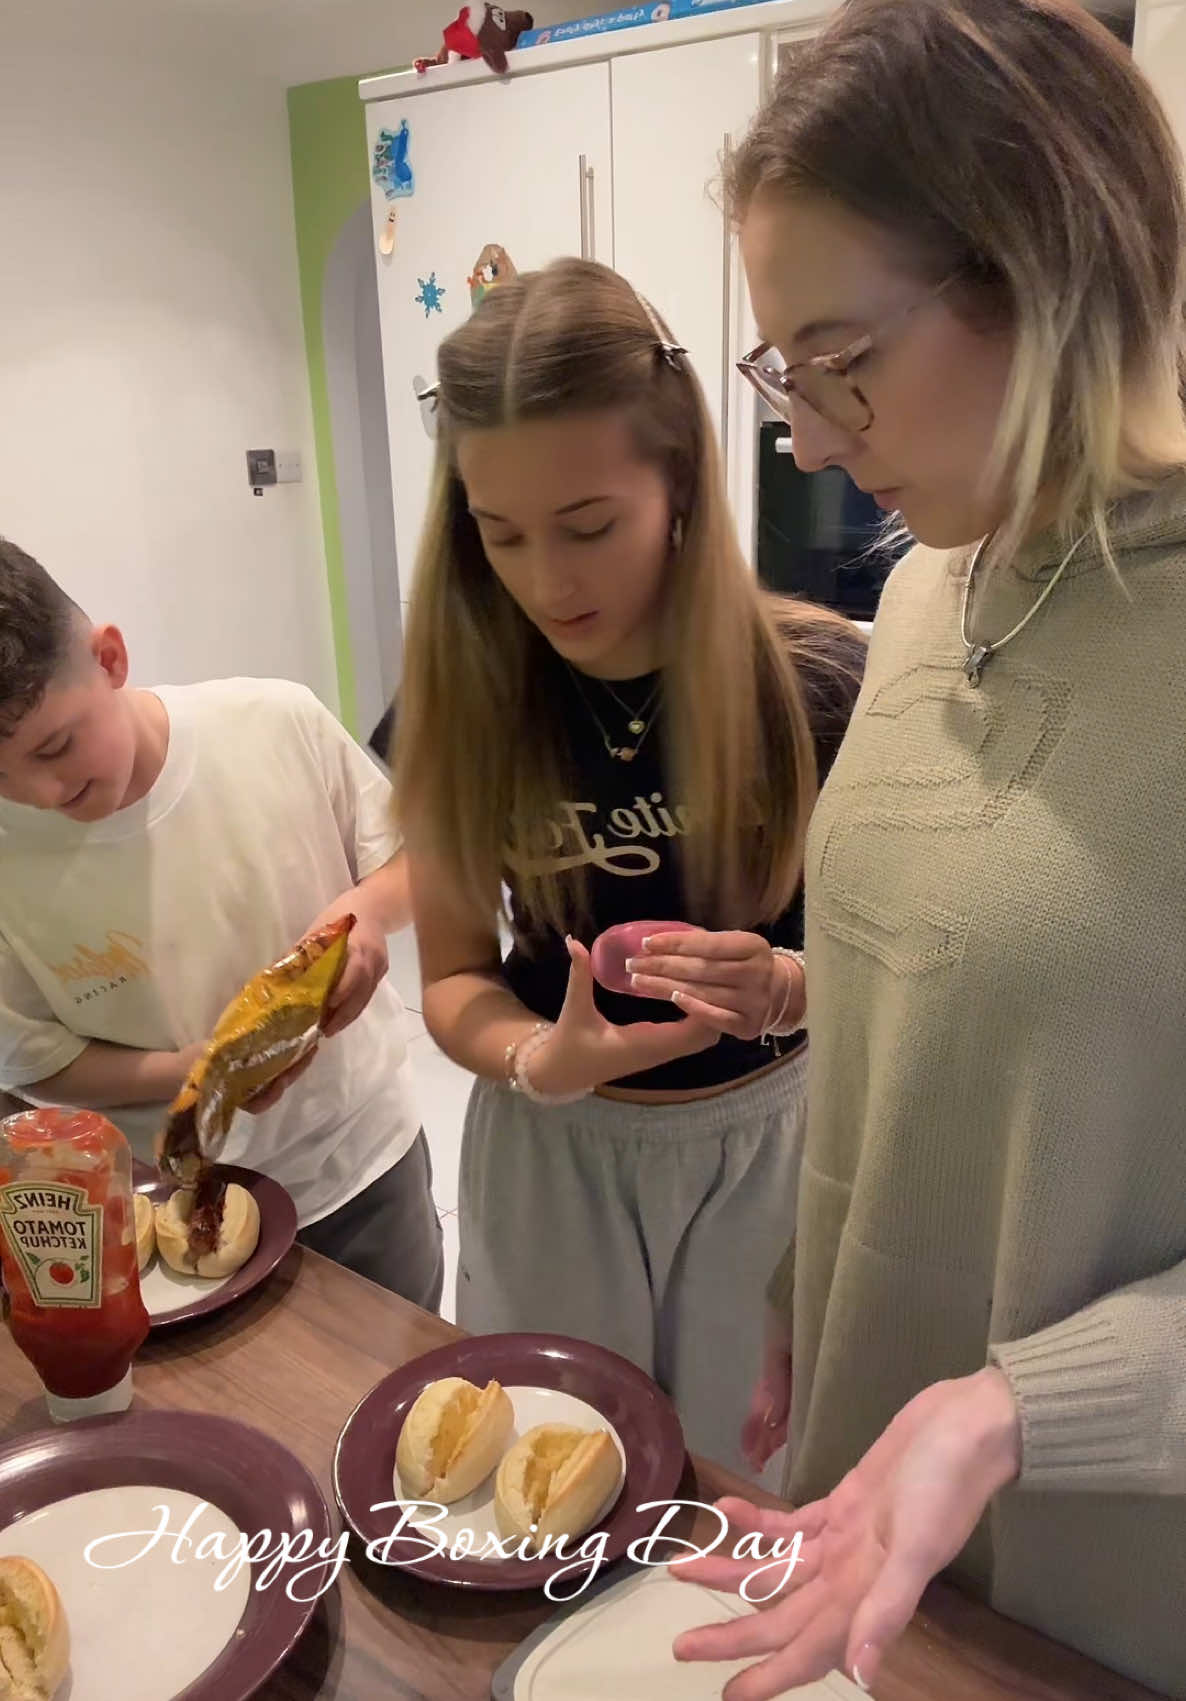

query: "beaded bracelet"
xmin=761 ymin=948 xmax=807 ymax=1039
xmin=504 ymin=1022 xmax=591 ymax=1105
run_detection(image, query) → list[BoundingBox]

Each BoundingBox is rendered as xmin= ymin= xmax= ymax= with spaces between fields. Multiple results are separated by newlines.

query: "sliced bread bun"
xmin=0 ymin=1556 xmax=69 ymax=1700
xmin=133 ymin=1191 xmax=155 ymax=1273
xmin=494 ymin=1424 xmax=623 ymax=1551
xmin=396 ymin=1377 xmax=514 ymax=1503
xmin=154 ymin=1183 xmax=260 ymax=1279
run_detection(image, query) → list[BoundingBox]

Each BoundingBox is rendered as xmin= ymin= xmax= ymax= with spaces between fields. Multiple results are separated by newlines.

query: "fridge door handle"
xmin=579 ymin=154 xmax=596 ymax=259
xmin=721 ymin=133 xmax=734 ymax=463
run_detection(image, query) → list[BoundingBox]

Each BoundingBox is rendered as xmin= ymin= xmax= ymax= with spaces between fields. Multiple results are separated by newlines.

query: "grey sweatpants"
xmin=457 ymin=1051 xmax=807 ymax=1477
xmin=298 ymin=1130 xmax=444 ymax=1312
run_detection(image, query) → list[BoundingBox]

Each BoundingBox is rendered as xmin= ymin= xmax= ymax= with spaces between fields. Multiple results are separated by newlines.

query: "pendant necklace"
xmin=565 ymin=664 xmax=662 ymax=762
xmin=960 ymin=527 xmax=1089 ymax=687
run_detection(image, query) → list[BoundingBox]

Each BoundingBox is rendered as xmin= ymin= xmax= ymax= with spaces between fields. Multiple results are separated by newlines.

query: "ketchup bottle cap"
xmin=45 ymin=1366 xmax=134 ymax=1424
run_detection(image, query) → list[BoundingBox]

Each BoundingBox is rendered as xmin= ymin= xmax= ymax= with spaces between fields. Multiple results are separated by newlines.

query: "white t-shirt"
xmin=0 ymin=678 xmax=419 ymax=1226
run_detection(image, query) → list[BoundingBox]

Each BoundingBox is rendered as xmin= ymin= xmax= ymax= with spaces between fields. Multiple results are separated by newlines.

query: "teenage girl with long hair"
xmin=395 ymin=257 xmax=864 ymax=1472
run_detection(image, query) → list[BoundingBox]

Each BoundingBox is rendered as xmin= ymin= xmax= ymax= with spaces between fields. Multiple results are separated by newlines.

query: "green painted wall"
xmin=288 ymin=70 xmax=399 ymax=733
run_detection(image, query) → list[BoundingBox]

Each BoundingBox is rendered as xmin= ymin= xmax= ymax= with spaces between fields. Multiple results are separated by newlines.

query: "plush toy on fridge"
xmin=414 ymin=6 xmax=536 ymax=76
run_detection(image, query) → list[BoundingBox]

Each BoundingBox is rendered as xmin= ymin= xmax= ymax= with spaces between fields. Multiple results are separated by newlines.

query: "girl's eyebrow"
xmin=470 ymin=496 xmax=612 ymax=522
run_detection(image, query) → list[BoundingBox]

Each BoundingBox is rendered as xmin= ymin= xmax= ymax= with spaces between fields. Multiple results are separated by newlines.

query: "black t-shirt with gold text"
xmin=502 ymin=627 xmax=865 ymax=1091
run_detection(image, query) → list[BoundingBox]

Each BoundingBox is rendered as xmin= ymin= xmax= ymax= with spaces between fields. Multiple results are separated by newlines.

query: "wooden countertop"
xmin=0 ymin=1247 xmax=1165 ymax=1700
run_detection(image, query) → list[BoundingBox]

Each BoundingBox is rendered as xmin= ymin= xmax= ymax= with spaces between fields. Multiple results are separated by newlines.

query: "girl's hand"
xmin=743 ymin=1304 xmax=793 ymax=1474
xmin=627 ymin=930 xmax=803 ymax=1040
xmin=670 ymin=1369 xmax=1023 ymax=1698
xmin=526 ymin=938 xmax=718 ymax=1098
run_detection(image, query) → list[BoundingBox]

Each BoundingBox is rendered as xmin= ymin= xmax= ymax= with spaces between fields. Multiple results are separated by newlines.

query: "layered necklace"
xmin=564 ymin=663 xmax=662 ymax=763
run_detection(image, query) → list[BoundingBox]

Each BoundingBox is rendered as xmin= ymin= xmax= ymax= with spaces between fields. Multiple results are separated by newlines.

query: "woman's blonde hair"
xmin=727 ymin=0 xmax=1186 ymax=568
xmin=395 ymin=257 xmax=858 ymax=938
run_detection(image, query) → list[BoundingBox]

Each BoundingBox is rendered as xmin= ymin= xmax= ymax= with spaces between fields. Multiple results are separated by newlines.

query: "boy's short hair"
xmin=0 ymin=539 xmax=84 ymax=736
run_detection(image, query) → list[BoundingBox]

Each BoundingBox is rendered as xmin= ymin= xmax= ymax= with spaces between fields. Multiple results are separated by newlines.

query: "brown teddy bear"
xmin=415 ymin=6 xmax=536 ymax=76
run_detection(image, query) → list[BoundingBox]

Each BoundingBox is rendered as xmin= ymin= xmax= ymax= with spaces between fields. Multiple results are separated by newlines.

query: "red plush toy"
xmin=414 ymin=5 xmax=535 ymax=76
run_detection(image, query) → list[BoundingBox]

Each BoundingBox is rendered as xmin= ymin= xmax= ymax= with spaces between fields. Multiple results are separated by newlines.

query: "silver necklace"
xmin=959 ymin=528 xmax=1088 ymax=687
xmin=565 ymin=665 xmax=661 ymax=762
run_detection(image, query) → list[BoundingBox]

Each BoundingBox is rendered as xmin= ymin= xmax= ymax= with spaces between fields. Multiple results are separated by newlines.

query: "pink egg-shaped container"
xmin=589 ymin=920 xmax=697 ymax=997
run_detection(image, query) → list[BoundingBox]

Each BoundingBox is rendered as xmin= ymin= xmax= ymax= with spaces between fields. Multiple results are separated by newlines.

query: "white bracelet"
xmin=762 ymin=948 xmax=806 ymax=1038
xmin=505 ymin=1022 xmax=591 ymax=1105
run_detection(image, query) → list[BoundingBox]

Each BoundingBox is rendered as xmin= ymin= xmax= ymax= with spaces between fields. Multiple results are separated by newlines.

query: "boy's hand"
xmin=321 ymin=912 xmax=389 ymax=1037
xmin=245 ymin=911 xmax=388 ymax=1114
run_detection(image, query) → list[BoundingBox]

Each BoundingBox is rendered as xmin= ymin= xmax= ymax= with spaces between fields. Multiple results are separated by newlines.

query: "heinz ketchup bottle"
xmin=0 ymin=1108 xmax=150 ymax=1421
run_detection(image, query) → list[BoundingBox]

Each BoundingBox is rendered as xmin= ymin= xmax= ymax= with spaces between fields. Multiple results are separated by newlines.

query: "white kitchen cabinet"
xmin=1135 ymin=2 xmax=1186 ymax=153
xmin=611 ymin=33 xmax=764 ymax=555
xmin=365 ymin=64 xmax=613 ymax=598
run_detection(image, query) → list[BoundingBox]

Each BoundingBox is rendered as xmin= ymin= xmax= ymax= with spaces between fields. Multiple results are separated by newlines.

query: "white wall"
xmin=0 ymin=0 xmax=603 ymax=704
xmin=0 ymin=8 xmax=338 ymax=702
xmin=165 ymin=0 xmax=599 ymax=86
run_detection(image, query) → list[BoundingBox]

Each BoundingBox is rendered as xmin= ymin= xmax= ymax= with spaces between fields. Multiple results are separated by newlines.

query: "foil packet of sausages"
xmin=157 ymin=914 xmax=354 ymax=1186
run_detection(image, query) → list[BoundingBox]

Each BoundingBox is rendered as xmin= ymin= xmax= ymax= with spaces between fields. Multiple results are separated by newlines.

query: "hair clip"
xmin=412 ymin=375 xmax=440 ymax=441
xmin=634 ymin=289 xmax=688 ymax=372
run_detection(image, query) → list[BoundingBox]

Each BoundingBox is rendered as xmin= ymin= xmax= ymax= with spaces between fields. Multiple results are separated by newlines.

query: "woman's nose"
xmin=785 ymin=394 xmax=856 ymax=475
xmin=530 ymin=547 xmax=580 ymax=604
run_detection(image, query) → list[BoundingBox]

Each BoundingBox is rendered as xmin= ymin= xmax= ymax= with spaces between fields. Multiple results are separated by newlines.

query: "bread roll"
xmin=133 ymin=1192 xmax=155 ymax=1273
xmin=494 ymin=1424 xmax=623 ymax=1550
xmin=154 ymin=1183 xmax=260 ymax=1279
xmin=396 ymin=1377 xmax=514 ymax=1503
xmin=0 ymin=1556 xmax=69 ymax=1700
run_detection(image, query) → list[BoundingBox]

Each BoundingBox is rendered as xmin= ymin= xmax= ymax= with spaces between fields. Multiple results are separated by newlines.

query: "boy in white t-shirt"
xmin=0 ymin=537 xmax=443 ymax=1310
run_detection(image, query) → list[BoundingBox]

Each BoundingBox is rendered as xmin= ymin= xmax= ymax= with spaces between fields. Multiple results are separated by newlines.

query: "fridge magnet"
xmin=468 ymin=243 xmax=517 ymax=310
xmin=378 ymin=207 xmax=398 ymax=257
xmin=414 ymin=5 xmax=536 ymax=76
xmin=372 ymin=120 xmax=415 ymax=201
xmin=415 ymin=272 xmax=446 ymax=316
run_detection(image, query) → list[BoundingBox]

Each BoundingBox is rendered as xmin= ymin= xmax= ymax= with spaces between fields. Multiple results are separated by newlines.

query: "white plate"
xmin=393 ymin=1384 xmax=627 ymax=1561
xmin=510 ymin=1568 xmax=866 ymax=1700
xmin=0 ymin=1485 xmax=251 ymax=1701
xmin=137 ymin=1253 xmax=233 ymax=1316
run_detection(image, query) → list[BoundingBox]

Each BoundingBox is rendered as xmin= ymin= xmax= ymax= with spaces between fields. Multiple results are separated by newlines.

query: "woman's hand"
xmin=526 ymin=938 xmax=718 ymax=1097
xmin=626 ymin=930 xmax=803 ymax=1040
xmin=670 ymin=1369 xmax=1023 ymax=1698
xmin=743 ymin=1305 xmax=794 ymax=1474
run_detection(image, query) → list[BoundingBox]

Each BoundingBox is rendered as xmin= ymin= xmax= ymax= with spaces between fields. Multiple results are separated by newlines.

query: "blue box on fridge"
xmin=517 ymin=0 xmax=768 ymax=49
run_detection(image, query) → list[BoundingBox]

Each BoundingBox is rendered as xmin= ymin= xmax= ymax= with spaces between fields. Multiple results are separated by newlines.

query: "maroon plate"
xmin=0 ymin=1410 xmax=333 ymax=1700
xmin=132 ymin=1159 xmax=297 ymax=1329
xmin=333 ymin=1332 xmax=686 ymax=1591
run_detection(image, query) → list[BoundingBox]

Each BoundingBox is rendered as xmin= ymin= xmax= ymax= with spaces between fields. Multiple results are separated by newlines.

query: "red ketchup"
xmin=0 ymin=1108 xmax=150 ymax=1421
xmin=590 ymin=920 xmax=698 ymax=997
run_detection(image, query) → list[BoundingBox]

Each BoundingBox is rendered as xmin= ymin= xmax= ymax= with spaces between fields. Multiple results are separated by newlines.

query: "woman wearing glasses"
xmin=670 ymin=0 xmax=1186 ymax=1695
xmin=395 ymin=258 xmax=864 ymax=1474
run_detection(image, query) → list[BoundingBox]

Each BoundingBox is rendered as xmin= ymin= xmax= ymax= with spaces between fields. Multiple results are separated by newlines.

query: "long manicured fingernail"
xmin=852 ymin=1645 xmax=878 ymax=1692
xmin=630 ymin=974 xmax=642 ymax=989
xmin=671 ymin=990 xmax=685 ymax=1005
xmin=625 ymin=958 xmax=640 ymax=974
xmin=641 ymin=936 xmax=654 ymax=950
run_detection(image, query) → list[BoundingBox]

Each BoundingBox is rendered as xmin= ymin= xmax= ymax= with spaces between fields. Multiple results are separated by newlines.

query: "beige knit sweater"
xmin=770 ymin=474 xmax=1186 ymax=1697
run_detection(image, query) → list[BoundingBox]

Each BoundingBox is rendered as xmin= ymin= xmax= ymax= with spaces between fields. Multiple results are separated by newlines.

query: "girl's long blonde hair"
xmin=727 ymin=0 xmax=1186 ymax=570
xmin=395 ymin=257 xmax=857 ymax=938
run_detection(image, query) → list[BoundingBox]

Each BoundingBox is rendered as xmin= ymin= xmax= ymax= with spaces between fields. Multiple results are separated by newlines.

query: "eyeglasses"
xmin=737 ymin=276 xmax=957 ymax=436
